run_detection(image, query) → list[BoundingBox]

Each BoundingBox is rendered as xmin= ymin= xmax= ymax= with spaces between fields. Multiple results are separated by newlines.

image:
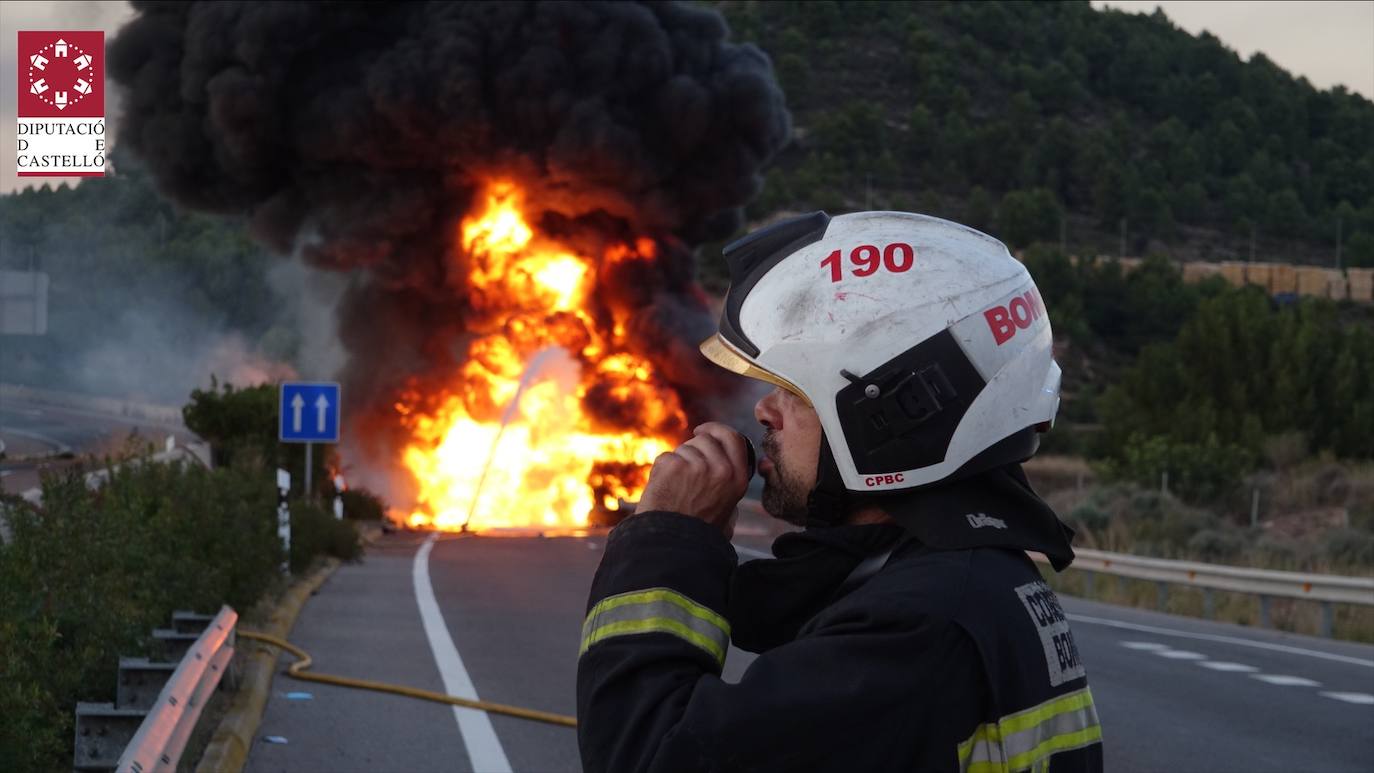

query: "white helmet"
xmin=701 ymin=211 xmax=1061 ymax=518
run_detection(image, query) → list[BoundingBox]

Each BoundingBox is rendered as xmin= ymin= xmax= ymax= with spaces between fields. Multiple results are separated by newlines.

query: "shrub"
xmin=1104 ymin=433 xmax=1253 ymax=504
xmin=1187 ymin=529 xmax=1246 ymax=562
xmin=1067 ymin=502 xmax=1111 ymax=533
xmin=290 ymin=498 xmax=362 ymax=573
xmin=1323 ymin=529 xmax=1374 ymax=572
xmin=341 ymin=488 xmax=387 ymax=521
xmin=0 ymin=452 xmax=358 ymax=771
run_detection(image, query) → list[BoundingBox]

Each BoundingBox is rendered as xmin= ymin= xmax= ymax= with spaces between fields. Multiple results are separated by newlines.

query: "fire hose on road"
xmin=236 ymin=630 xmax=579 ymax=728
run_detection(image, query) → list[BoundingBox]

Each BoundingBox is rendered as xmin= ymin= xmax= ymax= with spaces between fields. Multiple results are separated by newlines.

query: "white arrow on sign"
xmin=291 ymin=393 xmax=305 ymax=432
xmin=315 ymin=394 xmax=330 ymax=433
xmin=30 ymin=78 xmax=48 ymax=95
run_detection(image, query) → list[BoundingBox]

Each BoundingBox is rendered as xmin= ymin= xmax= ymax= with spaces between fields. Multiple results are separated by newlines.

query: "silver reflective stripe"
xmin=580 ymin=587 xmax=730 ymax=666
xmin=960 ymin=687 xmax=1102 ymax=772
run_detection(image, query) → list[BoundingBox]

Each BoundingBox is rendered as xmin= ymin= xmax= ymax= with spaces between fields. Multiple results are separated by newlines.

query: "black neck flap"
xmin=878 ymin=464 xmax=1077 ymax=571
xmin=805 ymin=431 xmax=850 ymax=528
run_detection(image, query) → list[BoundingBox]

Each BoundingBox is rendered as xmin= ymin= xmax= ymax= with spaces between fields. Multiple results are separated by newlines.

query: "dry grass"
xmin=1029 ymin=451 xmax=1374 ymax=642
xmin=1042 ymin=565 xmax=1374 ymax=643
xmin=1024 ymin=455 xmax=1097 ymax=494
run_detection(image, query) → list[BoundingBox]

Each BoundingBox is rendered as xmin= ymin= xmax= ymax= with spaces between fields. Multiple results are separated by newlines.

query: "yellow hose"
xmin=238 ymin=630 xmax=578 ymax=728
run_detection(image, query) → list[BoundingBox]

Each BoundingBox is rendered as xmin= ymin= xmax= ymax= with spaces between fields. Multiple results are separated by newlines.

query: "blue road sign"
xmin=279 ymin=382 xmax=341 ymax=443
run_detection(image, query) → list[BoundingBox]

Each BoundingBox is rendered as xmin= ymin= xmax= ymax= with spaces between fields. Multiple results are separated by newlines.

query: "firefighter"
xmin=577 ymin=211 xmax=1103 ymax=772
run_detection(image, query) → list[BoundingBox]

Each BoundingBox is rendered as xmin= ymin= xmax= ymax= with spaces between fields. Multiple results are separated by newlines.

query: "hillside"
xmin=714 ymin=0 xmax=1374 ymax=277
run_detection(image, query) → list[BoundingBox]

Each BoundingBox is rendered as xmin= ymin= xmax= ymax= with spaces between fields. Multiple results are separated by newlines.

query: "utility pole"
xmin=1249 ymin=224 xmax=1256 ymax=262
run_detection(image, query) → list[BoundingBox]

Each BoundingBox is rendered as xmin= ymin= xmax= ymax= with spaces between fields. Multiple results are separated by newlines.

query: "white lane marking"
xmin=1320 ymin=691 xmax=1374 ymax=705
xmin=1119 ymin=641 xmax=1170 ymax=651
xmin=1154 ymin=650 xmax=1207 ymax=660
xmin=413 ymin=533 xmax=512 ymax=773
xmin=733 ymin=543 xmax=771 ymax=560
xmin=1198 ymin=662 xmax=1258 ymax=673
xmin=1068 ymin=613 xmax=1374 ymax=669
xmin=1251 ymin=674 xmax=1321 ymax=687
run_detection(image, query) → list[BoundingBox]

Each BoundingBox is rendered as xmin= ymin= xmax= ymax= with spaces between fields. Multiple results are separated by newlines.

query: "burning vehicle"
xmin=109 ymin=0 xmax=790 ymax=530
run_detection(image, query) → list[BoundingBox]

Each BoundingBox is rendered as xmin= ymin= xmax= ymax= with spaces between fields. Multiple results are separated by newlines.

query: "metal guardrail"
xmin=1037 ymin=548 xmax=1374 ymax=637
xmin=73 ymin=606 xmax=237 ymax=772
xmin=117 ymin=605 xmax=237 ymax=773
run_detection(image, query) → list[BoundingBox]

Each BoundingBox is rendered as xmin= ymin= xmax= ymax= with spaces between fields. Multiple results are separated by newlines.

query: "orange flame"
xmin=397 ymin=182 xmax=684 ymax=531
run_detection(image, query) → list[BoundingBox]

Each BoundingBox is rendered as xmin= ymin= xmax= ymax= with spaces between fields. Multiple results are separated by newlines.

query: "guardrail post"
xmin=1321 ymin=602 xmax=1334 ymax=638
xmin=1203 ymin=589 xmax=1215 ymax=620
xmin=1114 ymin=575 xmax=1127 ymax=598
xmin=73 ymin=703 xmax=146 ymax=771
xmin=1156 ymin=581 xmax=1169 ymax=611
xmin=116 ymin=658 xmax=176 ymax=712
xmin=1083 ymin=570 xmax=1096 ymax=598
xmin=152 ymin=628 xmax=200 ymax=662
xmin=277 ymin=468 xmax=292 ymax=573
xmin=1259 ymin=595 xmax=1272 ymax=629
xmin=334 ymin=474 xmax=346 ymax=520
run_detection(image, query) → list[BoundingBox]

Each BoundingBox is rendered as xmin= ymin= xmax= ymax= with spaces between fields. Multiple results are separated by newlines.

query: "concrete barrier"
xmin=1271 ymin=263 xmax=1297 ymax=294
xmin=1244 ymin=262 xmax=1273 ymax=290
xmin=1349 ymin=268 xmax=1374 ymax=303
xmin=1295 ymin=267 xmax=1330 ymax=298
xmin=1219 ymin=261 xmax=1246 ymax=287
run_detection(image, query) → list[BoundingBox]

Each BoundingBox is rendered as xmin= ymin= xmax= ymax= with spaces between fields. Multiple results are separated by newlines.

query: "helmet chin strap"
xmin=805 ymin=431 xmax=850 ymax=528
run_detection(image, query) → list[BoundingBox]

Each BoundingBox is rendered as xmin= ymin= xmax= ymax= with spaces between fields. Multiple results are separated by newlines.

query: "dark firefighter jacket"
xmin=576 ymin=466 xmax=1103 ymax=772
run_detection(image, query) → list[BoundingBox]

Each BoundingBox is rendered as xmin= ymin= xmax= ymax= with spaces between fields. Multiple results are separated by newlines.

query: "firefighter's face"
xmin=754 ymin=386 xmax=821 ymax=526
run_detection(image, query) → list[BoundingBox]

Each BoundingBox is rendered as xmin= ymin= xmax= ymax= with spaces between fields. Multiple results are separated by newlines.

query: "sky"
xmin=1093 ymin=1 xmax=1374 ymax=98
xmin=1 ymin=0 xmax=1371 ymax=194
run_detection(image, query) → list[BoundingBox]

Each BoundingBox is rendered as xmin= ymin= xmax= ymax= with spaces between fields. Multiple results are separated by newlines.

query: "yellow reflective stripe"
xmin=579 ymin=588 xmax=730 ymax=666
xmin=965 ymin=726 xmax=1102 ymax=773
xmin=958 ymin=687 xmax=1101 ymax=772
xmin=999 ymin=688 xmax=1095 ymax=736
xmin=584 ymin=587 xmax=729 ymax=636
xmin=580 ymin=617 xmax=727 ymax=665
xmin=1003 ymin=726 xmax=1101 ymax=772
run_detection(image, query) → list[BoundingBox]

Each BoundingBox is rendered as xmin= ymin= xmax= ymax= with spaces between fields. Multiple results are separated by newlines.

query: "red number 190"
xmin=821 ymin=243 xmax=916 ymax=283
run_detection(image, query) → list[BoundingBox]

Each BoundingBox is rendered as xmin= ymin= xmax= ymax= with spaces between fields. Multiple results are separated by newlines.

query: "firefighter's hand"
xmin=637 ymin=423 xmax=750 ymax=537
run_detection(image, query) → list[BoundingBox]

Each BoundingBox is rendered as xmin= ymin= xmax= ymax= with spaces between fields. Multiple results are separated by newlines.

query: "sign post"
xmin=279 ymin=382 xmax=341 ymax=500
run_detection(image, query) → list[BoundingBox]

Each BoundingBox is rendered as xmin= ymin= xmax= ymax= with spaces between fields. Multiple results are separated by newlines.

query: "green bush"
xmin=1323 ymin=528 xmax=1374 ymax=572
xmin=1067 ymin=502 xmax=1111 ymax=533
xmin=1102 ymin=433 xmax=1253 ymax=504
xmin=183 ymin=379 xmax=335 ymax=496
xmin=340 ymin=488 xmax=387 ymax=521
xmin=290 ymin=498 xmax=362 ymax=573
xmin=0 ymin=453 xmax=359 ymax=771
xmin=1187 ymin=529 xmax=1246 ymax=562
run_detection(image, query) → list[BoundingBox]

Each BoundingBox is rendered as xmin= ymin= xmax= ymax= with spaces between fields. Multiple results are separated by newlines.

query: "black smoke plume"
xmin=108 ymin=0 xmax=789 ymax=497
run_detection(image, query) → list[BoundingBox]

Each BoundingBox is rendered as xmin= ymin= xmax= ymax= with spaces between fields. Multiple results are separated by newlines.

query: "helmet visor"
xmin=699 ymin=334 xmax=812 ymax=406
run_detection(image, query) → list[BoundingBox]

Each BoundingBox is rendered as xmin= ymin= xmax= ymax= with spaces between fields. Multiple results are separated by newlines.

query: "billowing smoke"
xmin=108 ymin=1 xmax=789 ymax=498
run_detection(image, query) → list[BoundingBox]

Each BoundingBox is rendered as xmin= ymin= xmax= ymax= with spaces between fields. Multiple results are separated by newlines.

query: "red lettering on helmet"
xmin=985 ymin=289 xmax=1047 ymax=346
xmin=1010 ymin=297 xmax=1033 ymax=329
xmin=984 ymin=306 xmax=1016 ymax=345
xmin=864 ymin=473 xmax=907 ymax=487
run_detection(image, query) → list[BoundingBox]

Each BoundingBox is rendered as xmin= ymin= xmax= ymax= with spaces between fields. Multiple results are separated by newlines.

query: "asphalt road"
xmin=0 ymin=396 xmax=189 ymax=496
xmin=243 ymin=515 xmax=1374 ymax=773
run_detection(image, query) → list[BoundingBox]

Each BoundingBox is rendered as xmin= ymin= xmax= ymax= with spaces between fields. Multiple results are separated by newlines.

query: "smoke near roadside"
xmin=107 ymin=0 xmax=790 ymax=507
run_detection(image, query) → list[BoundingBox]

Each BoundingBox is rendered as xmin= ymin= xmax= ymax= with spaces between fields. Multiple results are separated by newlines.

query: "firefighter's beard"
xmin=760 ymin=430 xmax=810 ymax=527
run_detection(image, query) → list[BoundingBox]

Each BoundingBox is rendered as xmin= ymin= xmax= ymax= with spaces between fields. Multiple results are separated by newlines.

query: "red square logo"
xmin=18 ymin=31 xmax=104 ymax=119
